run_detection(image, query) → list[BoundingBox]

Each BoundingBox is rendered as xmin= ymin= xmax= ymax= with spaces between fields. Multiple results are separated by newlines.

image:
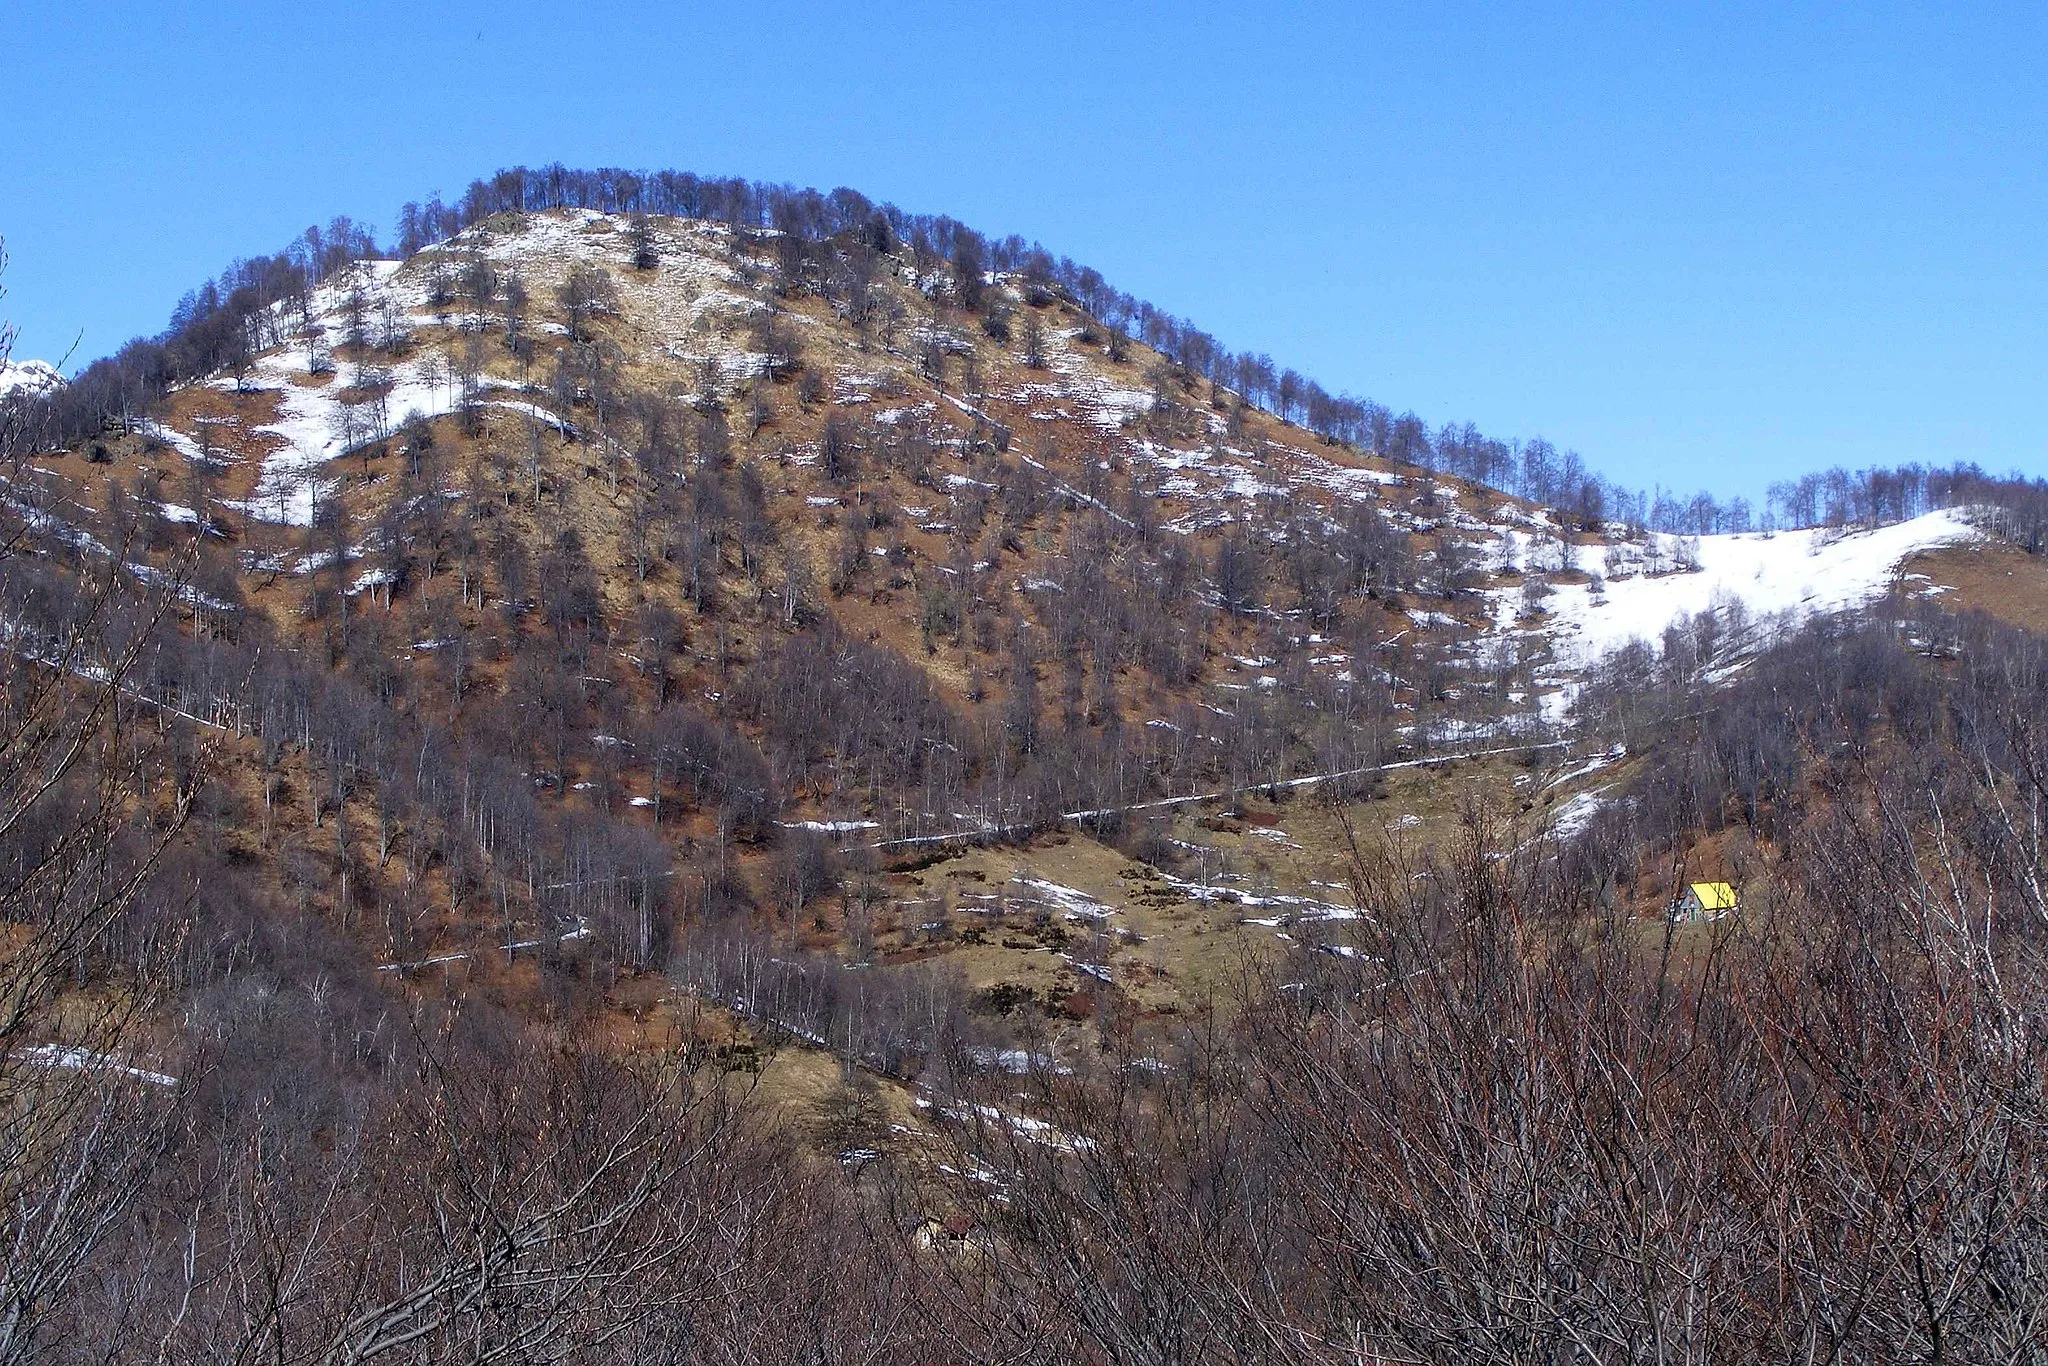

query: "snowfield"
xmin=1541 ymin=509 xmax=1980 ymax=667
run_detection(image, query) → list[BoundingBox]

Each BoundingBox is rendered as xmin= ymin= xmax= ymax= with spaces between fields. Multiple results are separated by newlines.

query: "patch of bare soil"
xmin=1906 ymin=543 xmax=2048 ymax=635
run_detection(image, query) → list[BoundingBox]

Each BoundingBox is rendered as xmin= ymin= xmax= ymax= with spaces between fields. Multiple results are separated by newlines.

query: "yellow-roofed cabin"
xmin=1671 ymin=881 xmax=1739 ymax=923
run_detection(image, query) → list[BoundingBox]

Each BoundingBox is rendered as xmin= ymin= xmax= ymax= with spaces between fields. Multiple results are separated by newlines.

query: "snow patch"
xmin=1543 ymin=511 xmax=1980 ymax=667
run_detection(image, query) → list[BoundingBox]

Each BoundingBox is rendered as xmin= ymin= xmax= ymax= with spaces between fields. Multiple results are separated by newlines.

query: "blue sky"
xmin=2 ymin=1 xmax=2042 ymax=499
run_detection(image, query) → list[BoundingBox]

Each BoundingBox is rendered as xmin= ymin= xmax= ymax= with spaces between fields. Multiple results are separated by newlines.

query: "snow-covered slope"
xmin=0 ymin=358 xmax=63 ymax=399
xmin=1539 ymin=510 xmax=1979 ymax=666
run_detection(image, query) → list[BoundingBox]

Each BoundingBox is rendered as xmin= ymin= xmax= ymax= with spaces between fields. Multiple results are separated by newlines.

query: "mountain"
xmin=81 ymin=207 xmax=2003 ymax=718
xmin=6 ymin=186 xmax=2048 ymax=1361
xmin=7 ymin=197 xmax=2024 ymax=1017
xmin=0 ymin=356 xmax=63 ymax=398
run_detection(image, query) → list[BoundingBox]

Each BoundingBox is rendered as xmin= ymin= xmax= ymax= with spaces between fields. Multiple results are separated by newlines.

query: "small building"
xmin=1671 ymin=881 xmax=1739 ymax=923
xmin=911 ymin=1210 xmax=978 ymax=1253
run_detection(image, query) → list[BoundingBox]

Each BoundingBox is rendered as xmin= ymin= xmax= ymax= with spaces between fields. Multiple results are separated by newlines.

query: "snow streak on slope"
xmin=1541 ymin=510 xmax=1980 ymax=667
xmin=223 ymin=355 xmax=473 ymax=525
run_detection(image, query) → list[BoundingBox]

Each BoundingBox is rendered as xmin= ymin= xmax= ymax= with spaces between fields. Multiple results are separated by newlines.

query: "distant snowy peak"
xmin=0 ymin=358 xmax=64 ymax=399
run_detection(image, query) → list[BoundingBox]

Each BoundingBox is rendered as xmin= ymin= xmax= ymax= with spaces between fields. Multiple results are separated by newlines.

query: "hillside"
xmin=50 ymin=206 xmax=1995 ymax=710
xmin=6 ymin=200 xmax=2011 ymax=1035
xmin=6 ymin=189 xmax=2048 ymax=1361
